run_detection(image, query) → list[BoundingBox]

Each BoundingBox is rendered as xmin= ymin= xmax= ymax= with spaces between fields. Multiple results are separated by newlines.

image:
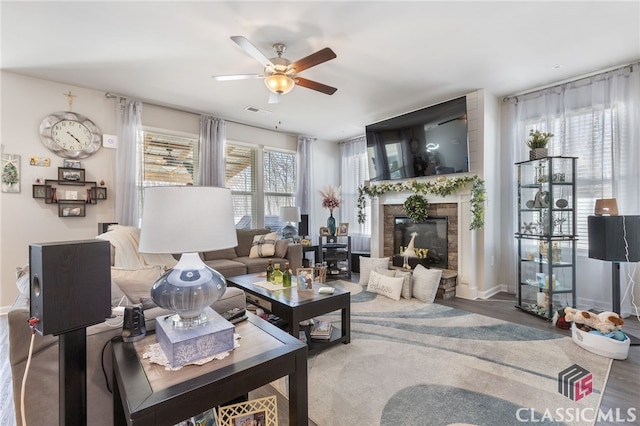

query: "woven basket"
xmin=529 ymin=148 xmax=548 ymax=160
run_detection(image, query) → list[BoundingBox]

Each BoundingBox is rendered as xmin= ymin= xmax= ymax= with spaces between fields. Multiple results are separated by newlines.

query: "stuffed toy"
xmin=563 ymin=307 xmax=598 ymax=329
xmin=594 ymin=311 xmax=624 ymax=334
xmin=563 ymin=307 xmax=625 ymax=335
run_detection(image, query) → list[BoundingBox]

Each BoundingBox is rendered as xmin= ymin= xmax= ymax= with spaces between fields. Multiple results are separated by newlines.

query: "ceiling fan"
xmin=212 ymin=36 xmax=337 ymax=103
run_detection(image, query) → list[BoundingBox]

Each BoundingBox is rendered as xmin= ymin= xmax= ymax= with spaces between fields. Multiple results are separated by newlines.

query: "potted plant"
xmin=526 ymin=129 xmax=553 ymax=160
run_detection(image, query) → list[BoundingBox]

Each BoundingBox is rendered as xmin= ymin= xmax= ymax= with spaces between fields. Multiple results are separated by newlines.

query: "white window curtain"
xmin=115 ymin=98 xmax=143 ymax=226
xmin=340 ymin=135 xmax=371 ymax=252
xmin=198 ymin=115 xmax=226 ymax=187
xmin=503 ymin=63 xmax=640 ymax=317
xmin=296 ymin=136 xmax=315 ymax=238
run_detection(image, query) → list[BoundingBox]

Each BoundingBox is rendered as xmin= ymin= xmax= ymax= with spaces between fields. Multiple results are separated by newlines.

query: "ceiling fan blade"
xmin=268 ymin=91 xmax=280 ymax=104
xmin=212 ymin=74 xmax=263 ymax=81
xmin=230 ymin=36 xmax=274 ymax=67
xmin=290 ymin=47 xmax=336 ymax=73
xmin=295 ymin=77 xmax=337 ymax=95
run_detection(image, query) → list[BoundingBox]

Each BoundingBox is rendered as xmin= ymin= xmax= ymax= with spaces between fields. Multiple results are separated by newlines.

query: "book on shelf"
xmin=310 ymin=319 xmax=332 ymax=340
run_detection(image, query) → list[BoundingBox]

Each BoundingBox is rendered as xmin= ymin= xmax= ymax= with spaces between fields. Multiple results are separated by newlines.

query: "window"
xmin=142 ymin=131 xmax=198 ymax=187
xmin=527 ymin=108 xmax=615 ymax=250
xmin=263 ymin=149 xmax=296 ymax=232
xmin=225 ymin=143 xmax=296 ymax=230
xmin=226 ymin=144 xmax=257 ymax=228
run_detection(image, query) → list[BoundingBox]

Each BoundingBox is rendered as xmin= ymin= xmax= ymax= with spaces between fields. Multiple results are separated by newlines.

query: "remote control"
xmin=221 ymin=307 xmax=246 ymax=321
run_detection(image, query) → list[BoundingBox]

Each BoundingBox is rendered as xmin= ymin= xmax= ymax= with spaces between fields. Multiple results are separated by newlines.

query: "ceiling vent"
xmin=244 ymin=106 xmax=272 ymax=116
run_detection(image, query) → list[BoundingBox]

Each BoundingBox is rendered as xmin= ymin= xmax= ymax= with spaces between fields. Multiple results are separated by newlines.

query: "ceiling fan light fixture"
xmin=264 ymin=73 xmax=295 ymax=95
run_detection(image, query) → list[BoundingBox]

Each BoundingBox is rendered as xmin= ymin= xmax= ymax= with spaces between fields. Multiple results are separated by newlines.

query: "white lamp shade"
xmin=279 ymin=206 xmax=301 ymax=223
xmin=139 ymin=186 xmax=238 ymax=254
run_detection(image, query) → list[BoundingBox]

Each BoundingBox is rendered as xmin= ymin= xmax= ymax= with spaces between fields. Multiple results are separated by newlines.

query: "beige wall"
xmin=0 ymin=71 xmax=340 ymax=310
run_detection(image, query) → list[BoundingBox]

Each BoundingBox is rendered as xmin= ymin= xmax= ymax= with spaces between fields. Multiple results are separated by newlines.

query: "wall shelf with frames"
xmin=32 ymin=167 xmax=107 ymax=217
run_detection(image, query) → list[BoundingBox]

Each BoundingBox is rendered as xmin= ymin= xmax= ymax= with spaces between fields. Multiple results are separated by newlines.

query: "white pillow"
xmin=395 ymin=269 xmax=413 ymax=299
xmin=111 ymin=266 xmax=163 ymax=304
xmin=366 ymin=270 xmax=404 ymax=301
xmin=16 ymin=264 xmax=30 ymax=298
xmin=412 ymin=264 xmax=442 ymax=303
xmin=359 ymin=257 xmax=389 ymax=285
xmin=249 ymin=232 xmax=278 ymax=258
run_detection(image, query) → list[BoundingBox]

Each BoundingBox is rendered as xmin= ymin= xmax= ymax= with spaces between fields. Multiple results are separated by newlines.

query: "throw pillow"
xmin=236 ymin=228 xmax=271 ymax=257
xmin=358 ymin=256 xmax=390 ymax=285
xmin=249 ymin=232 xmax=278 ymax=258
xmin=16 ymin=264 xmax=29 ymax=298
xmin=275 ymin=239 xmax=289 ymax=258
xmin=111 ymin=266 xmax=163 ymax=305
xmin=374 ymin=267 xmax=396 ymax=277
xmin=366 ymin=270 xmax=404 ymax=301
xmin=412 ymin=264 xmax=442 ymax=303
xmin=395 ymin=269 xmax=413 ymax=299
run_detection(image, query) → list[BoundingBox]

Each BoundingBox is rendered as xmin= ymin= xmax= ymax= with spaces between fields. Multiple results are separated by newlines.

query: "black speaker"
xmin=30 ymin=239 xmax=111 ymax=336
xmin=588 ymin=215 xmax=640 ymax=262
xmin=299 ymin=214 xmax=309 ymax=237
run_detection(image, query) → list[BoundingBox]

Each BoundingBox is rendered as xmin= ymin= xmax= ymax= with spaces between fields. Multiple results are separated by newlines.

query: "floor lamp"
xmin=588 ymin=215 xmax=640 ymax=345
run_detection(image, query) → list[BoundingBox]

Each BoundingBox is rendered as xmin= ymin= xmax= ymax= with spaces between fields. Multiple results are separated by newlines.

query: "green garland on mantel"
xmin=357 ymin=175 xmax=486 ymax=230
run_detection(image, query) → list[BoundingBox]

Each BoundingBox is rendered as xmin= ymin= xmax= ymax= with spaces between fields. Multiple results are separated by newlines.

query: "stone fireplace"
xmin=369 ymin=188 xmax=481 ymax=300
xmin=383 ymin=203 xmax=458 ymax=271
xmin=390 ymin=213 xmax=456 ymax=270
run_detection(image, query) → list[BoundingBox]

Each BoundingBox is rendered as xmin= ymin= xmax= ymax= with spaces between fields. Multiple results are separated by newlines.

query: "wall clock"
xmin=39 ymin=111 xmax=102 ymax=159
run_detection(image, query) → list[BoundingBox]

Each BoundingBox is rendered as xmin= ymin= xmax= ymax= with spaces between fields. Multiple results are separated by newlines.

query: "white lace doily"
xmin=143 ymin=333 xmax=241 ymax=371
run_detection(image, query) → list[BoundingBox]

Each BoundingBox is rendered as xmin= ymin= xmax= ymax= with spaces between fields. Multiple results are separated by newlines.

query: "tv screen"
xmin=365 ymin=96 xmax=469 ymax=181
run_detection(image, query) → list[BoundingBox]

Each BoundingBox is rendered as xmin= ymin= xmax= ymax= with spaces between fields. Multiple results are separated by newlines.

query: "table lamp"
xmin=139 ymin=186 xmax=238 ymax=366
xmin=280 ymin=206 xmax=301 ymax=239
xmin=139 ymin=186 xmax=238 ymax=326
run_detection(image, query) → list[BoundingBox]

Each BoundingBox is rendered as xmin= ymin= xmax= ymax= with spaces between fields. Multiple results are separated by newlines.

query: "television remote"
xmin=221 ymin=307 xmax=246 ymax=321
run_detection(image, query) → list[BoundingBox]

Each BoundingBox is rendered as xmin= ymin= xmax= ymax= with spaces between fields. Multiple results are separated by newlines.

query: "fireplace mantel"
xmin=370 ymin=184 xmax=481 ymax=299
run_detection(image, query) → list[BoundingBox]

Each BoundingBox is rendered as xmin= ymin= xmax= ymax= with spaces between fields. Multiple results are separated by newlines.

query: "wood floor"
xmin=2 ymin=287 xmax=638 ymax=426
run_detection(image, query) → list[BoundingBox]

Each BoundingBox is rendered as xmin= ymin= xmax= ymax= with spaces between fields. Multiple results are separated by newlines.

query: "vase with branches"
xmin=319 ymin=185 xmax=341 ymax=236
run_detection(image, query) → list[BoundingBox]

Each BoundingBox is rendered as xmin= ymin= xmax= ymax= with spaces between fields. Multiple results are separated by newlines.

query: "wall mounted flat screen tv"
xmin=365 ymin=96 xmax=469 ymax=181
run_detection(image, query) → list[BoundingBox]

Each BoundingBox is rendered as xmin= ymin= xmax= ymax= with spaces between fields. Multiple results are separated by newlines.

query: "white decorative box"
xmin=571 ymin=323 xmax=630 ymax=360
xmin=155 ymin=307 xmax=235 ymax=368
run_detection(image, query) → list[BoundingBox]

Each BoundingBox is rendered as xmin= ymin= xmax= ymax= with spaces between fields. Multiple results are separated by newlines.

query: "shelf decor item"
xmin=526 ymin=129 xmax=554 ymax=160
xmin=319 ymin=185 xmax=341 ymax=236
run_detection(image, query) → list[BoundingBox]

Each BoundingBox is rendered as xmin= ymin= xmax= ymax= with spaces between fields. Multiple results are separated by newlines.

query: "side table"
xmin=112 ymin=313 xmax=308 ymax=425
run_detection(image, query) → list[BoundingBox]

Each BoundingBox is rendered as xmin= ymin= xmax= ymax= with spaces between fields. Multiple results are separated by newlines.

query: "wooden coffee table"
xmin=112 ymin=313 xmax=308 ymax=425
xmin=226 ymin=273 xmax=350 ymax=355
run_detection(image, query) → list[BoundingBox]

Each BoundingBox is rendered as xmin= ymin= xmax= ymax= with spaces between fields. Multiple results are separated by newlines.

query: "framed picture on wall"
xmin=59 ymin=201 xmax=86 ymax=217
xmin=58 ymin=167 xmax=85 ymax=184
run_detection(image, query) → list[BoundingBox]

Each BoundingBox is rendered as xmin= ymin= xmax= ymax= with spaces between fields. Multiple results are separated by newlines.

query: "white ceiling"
xmin=2 ymin=1 xmax=639 ymax=142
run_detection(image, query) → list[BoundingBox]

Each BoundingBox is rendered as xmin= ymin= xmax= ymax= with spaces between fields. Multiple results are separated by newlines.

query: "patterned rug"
xmin=305 ymin=281 xmax=612 ymax=426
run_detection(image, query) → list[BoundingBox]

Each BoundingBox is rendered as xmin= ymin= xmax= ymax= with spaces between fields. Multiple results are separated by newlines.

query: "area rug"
xmin=304 ymin=281 xmax=612 ymax=426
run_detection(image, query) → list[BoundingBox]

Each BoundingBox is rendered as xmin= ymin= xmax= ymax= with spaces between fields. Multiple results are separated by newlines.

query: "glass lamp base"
xmin=151 ymin=252 xmax=226 ymax=328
